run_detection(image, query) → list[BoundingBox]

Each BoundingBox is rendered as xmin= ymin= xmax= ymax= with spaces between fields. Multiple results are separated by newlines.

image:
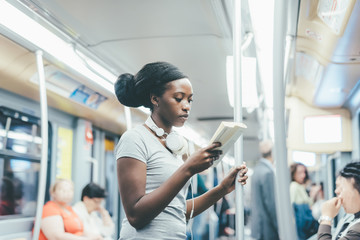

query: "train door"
xmin=92 ymin=128 xmax=121 ymax=238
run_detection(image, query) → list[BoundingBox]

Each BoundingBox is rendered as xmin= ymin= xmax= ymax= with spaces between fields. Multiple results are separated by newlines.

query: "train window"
xmin=0 ymin=107 xmax=42 ymax=156
xmin=7 ymin=118 xmax=41 ymax=155
xmin=0 ymin=157 xmax=40 ymax=218
xmin=0 ymin=114 xmax=5 ymax=150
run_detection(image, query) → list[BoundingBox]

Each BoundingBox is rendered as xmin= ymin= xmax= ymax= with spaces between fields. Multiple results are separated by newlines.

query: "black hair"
xmin=339 ymin=162 xmax=360 ymax=194
xmin=81 ymin=182 xmax=107 ymax=201
xmin=114 ymin=62 xmax=188 ymax=109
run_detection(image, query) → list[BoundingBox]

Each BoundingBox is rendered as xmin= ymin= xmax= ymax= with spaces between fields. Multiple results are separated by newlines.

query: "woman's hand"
xmin=321 ymin=197 xmax=342 ymax=219
xmin=185 ymin=142 xmax=222 ymax=175
xmin=219 ymin=163 xmax=248 ymax=194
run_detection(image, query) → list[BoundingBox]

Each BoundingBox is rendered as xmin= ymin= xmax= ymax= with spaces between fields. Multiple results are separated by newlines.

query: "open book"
xmin=209 ymin=121 xmax=247 ymax=166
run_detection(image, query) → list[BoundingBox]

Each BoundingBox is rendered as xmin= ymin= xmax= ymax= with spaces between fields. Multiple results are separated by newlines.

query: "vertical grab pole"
xmin=124 ymin=106 xmax=132 ymax=130
xmin=33 ymin=50 xmax=49 ymax=240
xmin=233 ymin=0 xmax=244 ymax=240
xmin=272 ymin=0 xmax=297 ymax=239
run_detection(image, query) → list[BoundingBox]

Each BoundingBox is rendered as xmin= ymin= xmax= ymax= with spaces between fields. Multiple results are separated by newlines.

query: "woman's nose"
xmin=334 ymin=188 xmax=340 ymax=196
xmin=183 ymin=102 xmax=190 ymax=111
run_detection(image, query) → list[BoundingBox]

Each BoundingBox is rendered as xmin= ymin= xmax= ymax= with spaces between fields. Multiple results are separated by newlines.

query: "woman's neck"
xmin=151 ymin=114 xmax=172 ymax=134
xmin=53 ymin=200 xmax=67 ymax=208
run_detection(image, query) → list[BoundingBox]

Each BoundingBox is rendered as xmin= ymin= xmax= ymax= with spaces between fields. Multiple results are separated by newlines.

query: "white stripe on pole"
xmin=33 ymin=50 xmax=49 ymax=240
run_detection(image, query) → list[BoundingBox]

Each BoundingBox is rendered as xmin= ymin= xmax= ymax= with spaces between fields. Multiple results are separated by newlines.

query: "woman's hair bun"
xmin=114 ymin=73 xmax=142 ymax=107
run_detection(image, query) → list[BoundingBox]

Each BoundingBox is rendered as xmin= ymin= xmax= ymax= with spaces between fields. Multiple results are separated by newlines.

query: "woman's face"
xmin=335 ymin=176 xmax=360 ymax=213
xmin=83 ymin=196 xmax=104 ymax=213
xmin=157 ymin=78 xmax=193 ymax=127
xmin=51 ymin=181 xmax=74 ymax=205
xmin=294 ymin=165 xmax=306 ymax=184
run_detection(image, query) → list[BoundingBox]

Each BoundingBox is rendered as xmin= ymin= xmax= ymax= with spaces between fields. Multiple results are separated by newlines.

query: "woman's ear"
xmin=150 ymin=94 xmax=159 ymax=107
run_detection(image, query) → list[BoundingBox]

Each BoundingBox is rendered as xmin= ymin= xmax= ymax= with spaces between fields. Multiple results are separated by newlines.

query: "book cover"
xmin=209 ymin=121 xmax=247 ymax=166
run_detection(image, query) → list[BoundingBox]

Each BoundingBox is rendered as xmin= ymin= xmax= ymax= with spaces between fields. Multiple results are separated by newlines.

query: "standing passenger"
xmin=114 ymin=61 xmax=248 ymax=239
xmin=250 ymin=140 xmax=279 ymax=240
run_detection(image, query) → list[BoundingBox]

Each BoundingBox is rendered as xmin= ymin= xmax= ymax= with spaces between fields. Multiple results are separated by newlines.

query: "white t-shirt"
xmin=72 ymin=201 xmax=115 ymax=240
xmin=115 ymin=125 xmax=189 ymax=240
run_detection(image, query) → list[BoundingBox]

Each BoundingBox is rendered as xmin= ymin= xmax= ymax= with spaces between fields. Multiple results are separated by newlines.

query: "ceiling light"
xmin=0 ymin=1 xmax=117 ymax=93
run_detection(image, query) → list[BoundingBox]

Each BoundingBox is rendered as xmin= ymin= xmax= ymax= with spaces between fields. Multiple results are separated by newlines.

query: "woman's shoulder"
xmin=349 ymin=219 xmax=360 ymax=232
xmin=290 ymin=181 xmax=303 ymax=188
xmin=121 ymin=125 xmax=147 ymax=141
xmin=42 ymin=201 xmax=62 ymax=217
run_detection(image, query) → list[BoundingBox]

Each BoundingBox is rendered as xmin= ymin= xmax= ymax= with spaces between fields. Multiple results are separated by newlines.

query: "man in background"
xmin=250 ymin=140 xmax=279 ymax=240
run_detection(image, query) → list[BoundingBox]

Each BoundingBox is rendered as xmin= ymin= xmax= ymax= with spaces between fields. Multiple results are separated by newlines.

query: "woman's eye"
xmin=175 ymin=98 xmax=182 ymax=102
xmin=189 ymin=99 xmax=193 ymax=103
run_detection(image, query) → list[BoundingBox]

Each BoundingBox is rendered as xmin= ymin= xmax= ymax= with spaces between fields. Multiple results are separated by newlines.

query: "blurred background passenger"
xmin=290 ymin=163 xmax=313 ymax=205
xmin=186 ymin=173 xmax=208 ymax=240
xmin=290 ymin=163 xmax=319 ymax=240
xmin=0 ymin=177 xmax=15 ymax=215
xmin=317 ymin=162 xmax=360 ymax=239
xmin=311 ymin=182 xmax=325 ymax=220
xmin=37 ymin=178 xmax=102 ymax=240
xmin=250 ymin=140 xmax=279 ymax=240
xmin=73 ymin=183 xmax=115 ymax=240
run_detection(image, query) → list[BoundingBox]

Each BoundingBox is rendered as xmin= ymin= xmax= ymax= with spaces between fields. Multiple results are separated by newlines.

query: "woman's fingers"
xmin=335 ymin=197 xmax=342 ymax=209
xmin=238 ymin=175 xmax=248 ymax=185
xmin=203 ymin=142 xmax=222 ymax=151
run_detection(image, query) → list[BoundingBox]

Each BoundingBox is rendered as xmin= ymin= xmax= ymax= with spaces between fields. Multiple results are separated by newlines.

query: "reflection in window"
xmin=0 ymin=158 xmax=39 ymax=218
xmin=0 ymin=114 xmax=5 ymax=150
xmin=0 ymin=108 xmax=42 ymax=155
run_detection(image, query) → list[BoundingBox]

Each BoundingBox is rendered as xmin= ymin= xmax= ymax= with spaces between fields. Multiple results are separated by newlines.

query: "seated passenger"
xmin=73 ymin=183 xmax=115 ymax=240
xmin=317 ymin=162 xmax=360 ymax=239
xmin=0 ymin=177 xmax=15 ymax=215
xmin=37 ymin=178 xmax=102 ymax=240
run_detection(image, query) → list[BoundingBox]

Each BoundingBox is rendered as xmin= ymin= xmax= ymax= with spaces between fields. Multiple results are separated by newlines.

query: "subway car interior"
xmin=0 ymin=0 xmax=360 ymax=239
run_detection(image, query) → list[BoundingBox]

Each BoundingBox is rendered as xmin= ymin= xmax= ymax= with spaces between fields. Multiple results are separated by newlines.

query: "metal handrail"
xmin=233 ymin=1 xmax=245 ymax=240
xmin=32 ymin=50 xmax=49 ymax=240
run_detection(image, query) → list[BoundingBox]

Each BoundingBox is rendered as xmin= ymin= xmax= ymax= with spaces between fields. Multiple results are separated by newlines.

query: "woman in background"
xmin=38 ymin=179 xmax=102 ymax=240
xmin=290 ymin=163 xmax=320 ymax=240
xmin=73 ymin=183 xmax=115 ymax=240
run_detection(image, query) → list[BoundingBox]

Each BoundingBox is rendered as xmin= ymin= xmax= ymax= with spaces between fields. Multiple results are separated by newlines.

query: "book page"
xmin=209 ymin=121 xmax=247 ymax=166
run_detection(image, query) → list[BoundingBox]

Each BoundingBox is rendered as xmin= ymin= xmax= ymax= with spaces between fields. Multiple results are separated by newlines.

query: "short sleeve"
xmin=115 ymin=129 xmax=148 ymax=164
xmin=42 ymin=201 xmax=61 ymax=218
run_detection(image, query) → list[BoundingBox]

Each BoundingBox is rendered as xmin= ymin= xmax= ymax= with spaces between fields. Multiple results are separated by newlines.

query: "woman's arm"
xmin=185 ymin=165 xmax=248 ymax=219
xmin=117 ymin=143 xmax=222 ymax=229
xmin=97 ymin=206 xmax=115 ymax=236
xmin=41 ymin=215 xmax=101 ymax=240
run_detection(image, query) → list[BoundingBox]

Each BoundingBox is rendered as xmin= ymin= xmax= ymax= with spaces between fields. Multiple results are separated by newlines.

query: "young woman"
xmin=317 ymin=162 xmax=360 ymax=240
xmin=114 ymin=62 xmax=248 ymax=239
xmin=290 ymin=163 xmax=317 ymax=206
